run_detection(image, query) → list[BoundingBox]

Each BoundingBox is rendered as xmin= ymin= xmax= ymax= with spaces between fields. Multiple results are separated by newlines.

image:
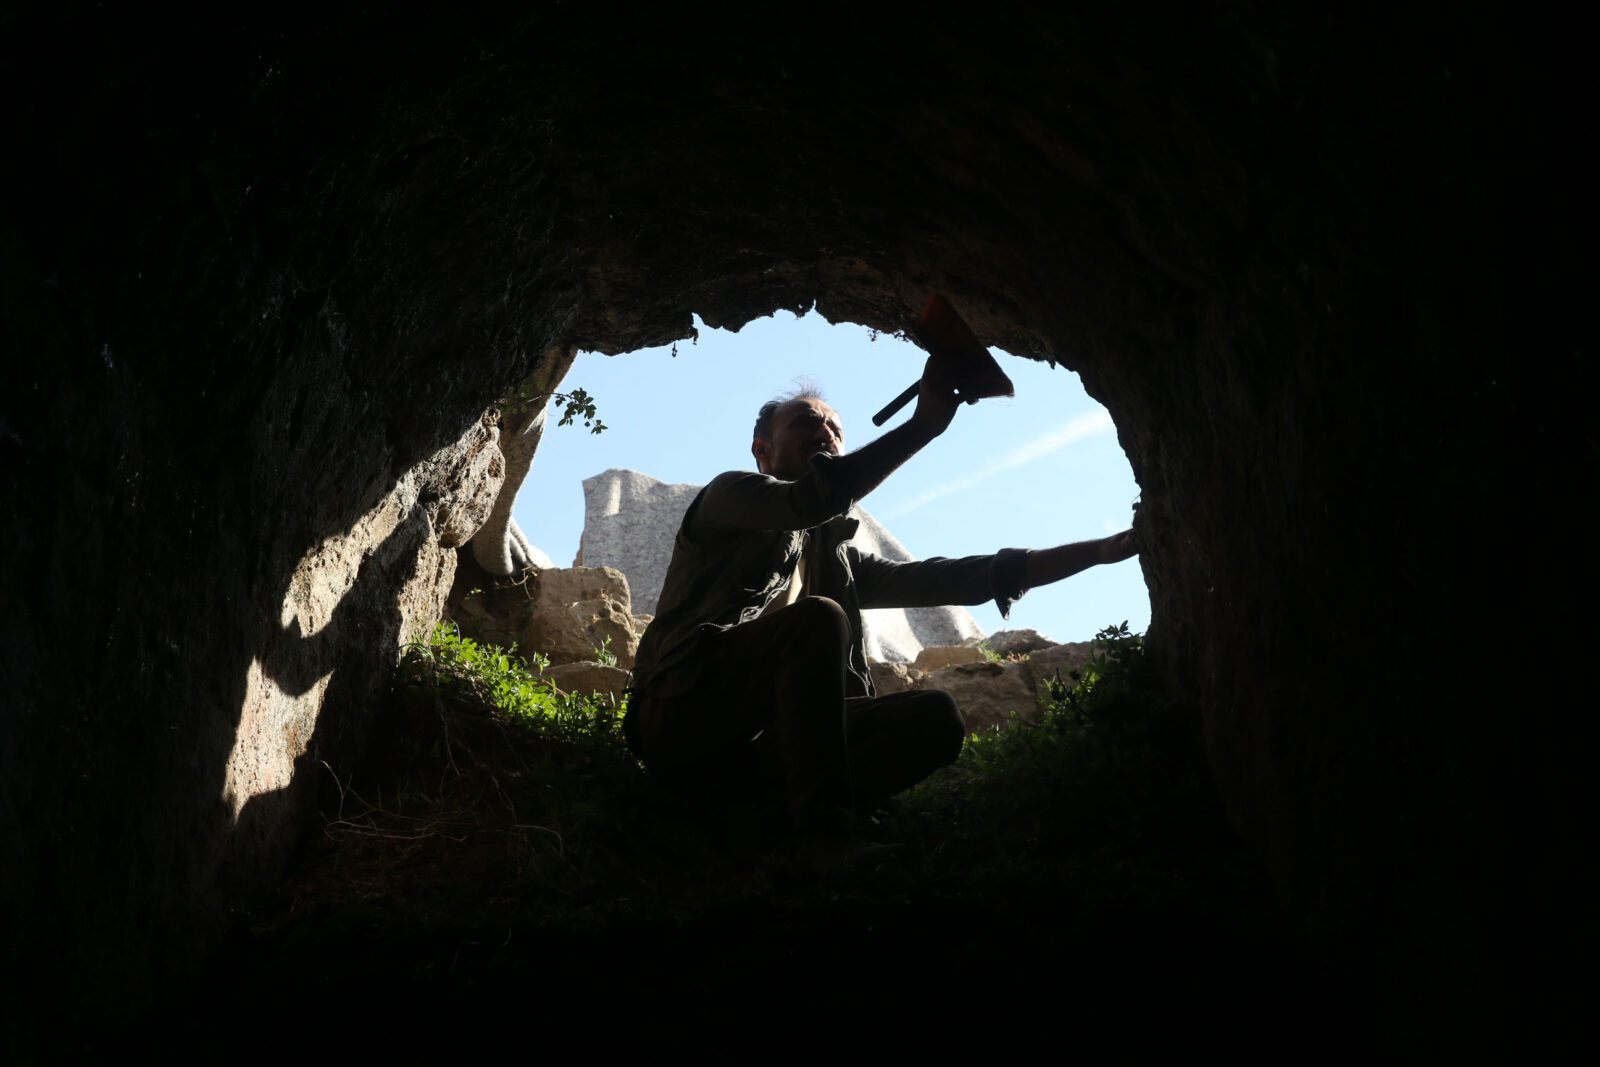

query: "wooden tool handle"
xmin=871 ymin=381 xmax=921 ymax=427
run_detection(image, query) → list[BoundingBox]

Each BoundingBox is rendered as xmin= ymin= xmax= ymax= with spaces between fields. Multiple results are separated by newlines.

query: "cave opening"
xmin=514 ymin=308 xmax=1151 ymax=643
xmin=4 ymin=4 xmax=1575 ymax=1053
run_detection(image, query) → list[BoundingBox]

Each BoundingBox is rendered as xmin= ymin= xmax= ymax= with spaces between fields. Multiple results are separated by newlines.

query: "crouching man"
xmin=624 ymin=354 xmax=1138 ymax=834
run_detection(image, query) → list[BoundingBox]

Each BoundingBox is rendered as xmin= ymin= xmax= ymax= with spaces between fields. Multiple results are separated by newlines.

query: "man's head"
xmin=752 ymin=385 xmax=844 ymax=480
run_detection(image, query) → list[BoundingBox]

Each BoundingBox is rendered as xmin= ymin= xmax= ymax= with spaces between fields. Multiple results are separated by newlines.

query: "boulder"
xmin=868 ymin=659 xmax=917 ymax=696
xmin=578 ymin=468 xmax=986 ymax=662
xmin=446 ymin=565 xmax=640 ymax=668
xmin=1023 ymin=641 xmax=1097 ymax=694
xmin=532 ymin=565 xmax=632 ymax=612
xmin=560 ymin=598 xmax=639 ymax=670
xmin=975 ymin=628 xmax=1058 ymax=658
xmin=545 ymin=662 xmax=632 ymax=704
xmin=913 ymin=645 xmax=988 ymax=671
xmin=516 ymin=570 xmax=638 ymax=668
xmin=921 ymin=659 xmax=1041 ymax=734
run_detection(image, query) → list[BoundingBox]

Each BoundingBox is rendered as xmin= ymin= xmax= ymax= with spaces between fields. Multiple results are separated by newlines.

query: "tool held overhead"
xmin=871 ymin=294 xmax=1015 ymax=426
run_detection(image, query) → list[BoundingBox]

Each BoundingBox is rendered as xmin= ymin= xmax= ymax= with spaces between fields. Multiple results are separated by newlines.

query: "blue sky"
xmin=512 ymin=310 xmax=1149 ymax=642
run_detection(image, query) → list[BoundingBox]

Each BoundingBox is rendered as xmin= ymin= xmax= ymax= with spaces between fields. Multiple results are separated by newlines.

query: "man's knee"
xmin=917 ymin=689 xmax=965 ymax=764
xmin=786 ymin=595 xmax=850 ymax=649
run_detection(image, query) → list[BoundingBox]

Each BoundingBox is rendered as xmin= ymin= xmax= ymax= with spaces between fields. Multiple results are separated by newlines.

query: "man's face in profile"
xmin=753 ymin=397 xmax=844 ymax=480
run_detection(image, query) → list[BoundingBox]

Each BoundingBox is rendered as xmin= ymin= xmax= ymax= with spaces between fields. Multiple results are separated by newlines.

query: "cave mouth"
xmin=517 ymin=309 xmax=1151 ymax=643
xmin=6 ymin=5 xmax=1560 ymax=1048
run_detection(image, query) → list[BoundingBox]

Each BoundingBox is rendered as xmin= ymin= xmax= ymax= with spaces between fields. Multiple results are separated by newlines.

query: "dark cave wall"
xmin=1 ymin=3 xmax=1579 ymax=1029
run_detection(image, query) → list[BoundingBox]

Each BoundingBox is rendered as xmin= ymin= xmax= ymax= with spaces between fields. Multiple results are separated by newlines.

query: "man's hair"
xmin=752 ymin=380 xmax=826 ymax=441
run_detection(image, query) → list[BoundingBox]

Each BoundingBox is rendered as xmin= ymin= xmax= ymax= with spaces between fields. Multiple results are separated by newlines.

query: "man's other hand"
xmin=1097 ymin=529 xmax=1138 ymax=564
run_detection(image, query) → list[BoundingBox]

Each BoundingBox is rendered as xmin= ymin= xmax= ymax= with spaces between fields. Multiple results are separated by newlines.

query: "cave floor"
xmin=127 ymin=845 xmax=1357 ymax=1060
xmin=109 ymin=684 xmax=1375 ymax=1059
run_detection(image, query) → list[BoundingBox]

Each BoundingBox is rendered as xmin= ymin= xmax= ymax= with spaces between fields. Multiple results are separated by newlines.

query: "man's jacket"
xmin=630 ymin=452 xmax=1029 ymax=701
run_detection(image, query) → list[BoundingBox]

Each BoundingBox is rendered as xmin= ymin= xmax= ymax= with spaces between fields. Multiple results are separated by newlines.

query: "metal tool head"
xmin=872 ymin=294 xmax=1014 ymax=425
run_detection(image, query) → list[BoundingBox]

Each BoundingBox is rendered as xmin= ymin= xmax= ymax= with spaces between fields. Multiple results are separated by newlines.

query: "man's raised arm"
xmin=697 ymin=353 xmax=964 ymax=533
xmin=815 ymin=351 xmax=962 ymax=506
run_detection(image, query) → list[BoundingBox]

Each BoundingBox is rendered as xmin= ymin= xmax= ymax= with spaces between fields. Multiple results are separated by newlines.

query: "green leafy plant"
xmin=498 ymin=383 xmax=607 ymax=434
xmin=399 ymin=621 xmax=622 ymax=745
xmin=975 ymin=638 xmax=1002 ymax=663
xmin=590 ymin=634 xmax=618 ymax=668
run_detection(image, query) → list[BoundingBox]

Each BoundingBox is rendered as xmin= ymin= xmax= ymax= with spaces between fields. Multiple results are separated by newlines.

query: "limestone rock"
xmin=545 ymin=662 xmax=632 ymax=704
xmin=975 ymin=628 xmax=1058 ymax=658
xmin=922 ymin=659 xmax=1041 ymax=734
xmin=467 ymin=347 xmax=581 ymax=575
xmin=869 ymin=659 xmax=917 ymax=696
xmin=562 ymin=598 xmax=639 ymax=670
xmin=533 ymin=565 xmax=632 ymax=614
xmin=446 ymin=564 xmax=639 ymax=668
xmin=521 ymin=542 xmax=555 ymax=570
xmin=579 ymin=468 xmax=986 ymax=663
xmin=516 ymin=568 xmax=638 ymax=668
xmin=578 ymin=469 xmax=704 ymax=613
xmin=913 ymin=645 xmax=988 ymax=671
xmin=1024 ymin=641 xmax=1097 ymax=693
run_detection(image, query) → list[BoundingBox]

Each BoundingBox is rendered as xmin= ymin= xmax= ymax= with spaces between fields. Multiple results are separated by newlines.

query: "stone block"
xmin=545 ymin=662 xmax=632 ymax=704
xmin=1023 ymin=641 xmax=1097 ymax=695
xmin=869 ymin=659 xmax=917 ymax=695
xmin=913 ymin=644 xmax=988 ymax=671
xmin=922 ymin=660 xmax=1040 ymax=734
xmin=973 ymin=628 xmax=1058 ymax=658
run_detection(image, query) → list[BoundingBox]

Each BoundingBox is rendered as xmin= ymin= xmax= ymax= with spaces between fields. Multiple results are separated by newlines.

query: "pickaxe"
xmin=871 ymin=293 xmax=1014 ymax=426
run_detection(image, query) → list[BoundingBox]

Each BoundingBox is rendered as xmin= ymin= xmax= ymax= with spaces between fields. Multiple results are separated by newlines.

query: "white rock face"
xmin=468 ymin=346 xmax=580 ymax=576
xmin=578 ymin=468 xmax=985 ymax=663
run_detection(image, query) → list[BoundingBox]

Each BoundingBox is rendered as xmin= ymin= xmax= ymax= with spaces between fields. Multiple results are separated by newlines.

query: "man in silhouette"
xmin=625 ymin=354 xmax=1138 ymax=833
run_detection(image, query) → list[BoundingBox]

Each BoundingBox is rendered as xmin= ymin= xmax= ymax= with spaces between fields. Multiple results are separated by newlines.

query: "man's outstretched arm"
xmin=852 ymin=530 xmax=1139 ymax=616
xmin=1023 ymin=530 xmax=1139 ymax=587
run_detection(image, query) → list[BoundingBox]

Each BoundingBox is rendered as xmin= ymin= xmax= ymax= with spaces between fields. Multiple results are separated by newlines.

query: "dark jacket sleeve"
xmin=692 ymin=454 xmax=857 ymax=534
xmin=850 ymin=546 xmax=1032 ymax=619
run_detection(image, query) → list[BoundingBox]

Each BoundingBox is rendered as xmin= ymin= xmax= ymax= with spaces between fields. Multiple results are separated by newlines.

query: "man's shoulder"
xmin=698 ymin=468 xmax=785 ymax=507
xmin=705 ymin=468 xmax=767 ymax=488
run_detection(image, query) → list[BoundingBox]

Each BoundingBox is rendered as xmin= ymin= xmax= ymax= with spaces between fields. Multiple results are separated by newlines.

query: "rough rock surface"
xmin=868 ymin=660 xmax=920 ymax=697
xmin=921 ymin=659 xmax=1041 ymax=734
xmin=3 ymin=4 xmax=1574 ymax=1036
xmin=467 ymin=347 xmax=580 ymax=576
xmin=545 ymin=662 xmax=631 ymax=704
xmin=579 ymin=467 xmax=985 ymax=662
xmin=913 ymin=645 xmax=989 ymax=672
xmin=1025 ymin=642 xmax=1097 ymax=689
xmin=874 ymin=637 xmax=1095 ymax=734
xmin=976 ymin=629 xmax=1059 ymax=658
xmin=226 ymin=413 xmax=504 ymax=821
xmin=447 ymin=566 xmax=639 ymax=670
xmin=577 ymin=469 xmax=704 ymax=603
